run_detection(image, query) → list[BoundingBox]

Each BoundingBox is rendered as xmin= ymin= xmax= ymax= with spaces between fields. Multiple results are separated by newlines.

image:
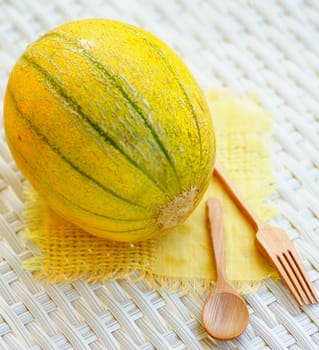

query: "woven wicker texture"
xmin=0 ymin=1 xmax=318 ymax=349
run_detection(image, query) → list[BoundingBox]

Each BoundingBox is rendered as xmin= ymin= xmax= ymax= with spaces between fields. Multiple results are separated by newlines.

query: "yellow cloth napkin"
xmin=23 ymin=88 xmax=277 ymax=293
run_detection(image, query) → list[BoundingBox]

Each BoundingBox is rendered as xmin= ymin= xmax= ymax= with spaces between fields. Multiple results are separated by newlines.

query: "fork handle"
xmin=214 ymin=159 xmax=262 ymax=232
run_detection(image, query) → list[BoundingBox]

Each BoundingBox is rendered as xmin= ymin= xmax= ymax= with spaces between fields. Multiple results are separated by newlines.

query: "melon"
xmin=4 ymin=19 xmax=215 ymax=241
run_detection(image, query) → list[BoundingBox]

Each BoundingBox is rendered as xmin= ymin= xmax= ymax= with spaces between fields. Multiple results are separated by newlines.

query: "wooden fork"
xmin=214 ymin=160 xmax=319 ymax=306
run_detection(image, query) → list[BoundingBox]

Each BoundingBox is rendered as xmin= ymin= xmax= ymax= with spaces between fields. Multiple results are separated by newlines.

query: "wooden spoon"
xmin=202 ymin=199 xmax=249 ymax=340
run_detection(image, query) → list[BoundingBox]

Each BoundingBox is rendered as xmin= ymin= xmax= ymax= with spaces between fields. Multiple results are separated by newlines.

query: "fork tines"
xmin=256 ymin=226 xmax=319 ymax=306
xmin=276 ymin=248 xmax=319 ymax=305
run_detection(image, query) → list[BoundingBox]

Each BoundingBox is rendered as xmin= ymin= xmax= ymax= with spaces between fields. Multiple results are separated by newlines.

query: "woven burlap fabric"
xmin=23 ymin=88 xmax=277 ymax=293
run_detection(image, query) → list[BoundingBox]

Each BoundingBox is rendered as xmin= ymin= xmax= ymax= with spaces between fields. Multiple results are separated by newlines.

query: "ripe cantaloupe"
xmin=4 ymin=19 xmax=215 ymax=241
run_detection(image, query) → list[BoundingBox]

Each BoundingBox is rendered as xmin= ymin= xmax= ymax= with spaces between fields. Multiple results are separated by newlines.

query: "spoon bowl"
xmin=202 ymin=199 xmax=249 ymax=340
xmin=203 ymin=285 xmax=249 ymax=340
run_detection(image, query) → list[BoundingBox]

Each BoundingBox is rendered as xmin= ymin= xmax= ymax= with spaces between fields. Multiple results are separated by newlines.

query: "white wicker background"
xmin=0 ymin=0 xmax=319 ymax=349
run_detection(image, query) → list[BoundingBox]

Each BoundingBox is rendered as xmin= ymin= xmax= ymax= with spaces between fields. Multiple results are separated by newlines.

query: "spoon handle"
xmin=214 ymin=159 xmax=262 ymax=231
xmin=207 ymin=199 xmax=226 ymax=281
